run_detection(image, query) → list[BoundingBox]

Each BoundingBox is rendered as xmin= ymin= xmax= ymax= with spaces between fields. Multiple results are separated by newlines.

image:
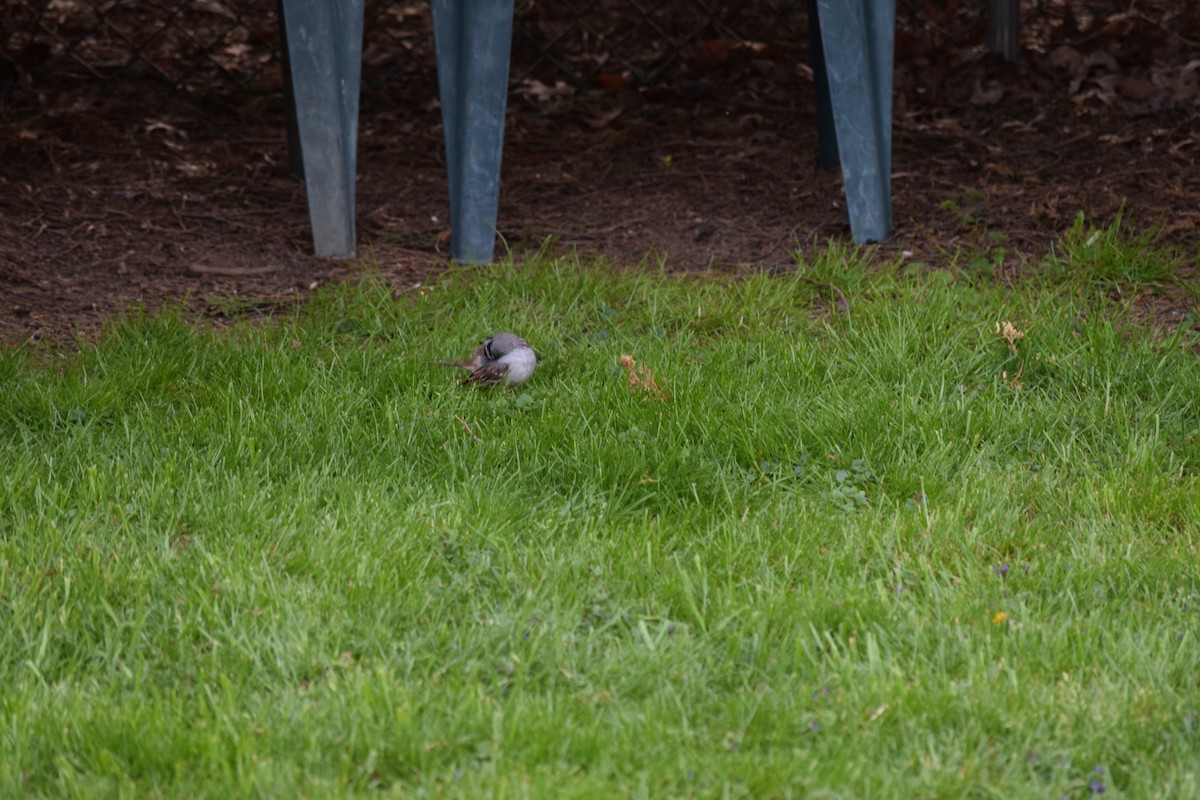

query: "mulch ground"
xmin=2 ymin=4 xmax=1198 ymax=347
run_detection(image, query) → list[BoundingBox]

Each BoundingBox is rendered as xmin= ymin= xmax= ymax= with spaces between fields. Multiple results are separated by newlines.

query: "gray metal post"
xmin=277 ymin=0 xmax=305 ymax=180
xmin=280 ymin=0 xmax=364 ymax=258
xmin=813 ymin=0 xmax=895 ymax=243
xmin=431 ymin=0 xmax=515 ymax=265
xmin=986 ymin=0 xmax=1020 ymax=61
xmin=806 ymin=0 xmax=839 ymax=169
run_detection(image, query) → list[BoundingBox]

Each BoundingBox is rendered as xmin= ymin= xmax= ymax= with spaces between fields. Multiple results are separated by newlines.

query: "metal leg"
xmin=431 ymin=0 xmax=515 ymax=265
xmin=280 ymin=0 xmax=364 ymax=258
xmin=806 ymin=0 xmax=838 ymax=169
xmin=813 ymin=0 xmax=895 ymax=243
xmin=277 ymin=0 xmax=304 ymax=180
xmin=986 ymin=0 xmax=1020 ymax=61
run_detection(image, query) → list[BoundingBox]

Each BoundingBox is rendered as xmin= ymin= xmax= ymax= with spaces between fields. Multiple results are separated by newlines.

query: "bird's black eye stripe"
xmin=483 ymin=337 xmax=495 ymax=360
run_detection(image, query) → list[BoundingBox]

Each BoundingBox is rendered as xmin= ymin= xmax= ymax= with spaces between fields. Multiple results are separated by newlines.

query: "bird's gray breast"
xmin=497 ymin=347 xmax=537 ymax=385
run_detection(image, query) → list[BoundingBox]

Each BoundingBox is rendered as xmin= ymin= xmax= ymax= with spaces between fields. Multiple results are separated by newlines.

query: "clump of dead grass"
xmin=619 ymin=354 xmax=670 ymax=402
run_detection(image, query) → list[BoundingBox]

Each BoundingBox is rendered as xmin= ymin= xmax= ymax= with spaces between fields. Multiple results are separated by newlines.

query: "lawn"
xmin=2 ymin=222 xmax=1199 ymax=798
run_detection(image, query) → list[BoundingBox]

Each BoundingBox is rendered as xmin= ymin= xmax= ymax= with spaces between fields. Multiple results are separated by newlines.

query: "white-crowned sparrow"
xmin=438 ymin=332 xmax=537 ymax=387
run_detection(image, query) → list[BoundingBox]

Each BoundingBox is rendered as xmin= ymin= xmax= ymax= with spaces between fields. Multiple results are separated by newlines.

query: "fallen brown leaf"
xmin=620 ymin=354 xmax=670 ymax=402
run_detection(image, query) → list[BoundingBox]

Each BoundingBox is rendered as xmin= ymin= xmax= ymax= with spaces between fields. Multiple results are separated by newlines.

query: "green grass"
xmin=2 ymin=229 xmax=1199 ymax=798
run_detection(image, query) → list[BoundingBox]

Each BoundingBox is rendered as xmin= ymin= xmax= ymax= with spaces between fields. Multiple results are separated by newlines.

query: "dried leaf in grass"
xmin=619 ymin=354 xmax=670 ymax=402
xmin=1002 ymin=364 xmax=1025 ymax=391
xmin=995 ymin=320 xmax=1025 ymax=351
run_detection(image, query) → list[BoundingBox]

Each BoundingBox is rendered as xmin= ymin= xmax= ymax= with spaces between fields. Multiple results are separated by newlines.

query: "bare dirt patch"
xmin=2 ymin=5 xmax=1198 ymax=346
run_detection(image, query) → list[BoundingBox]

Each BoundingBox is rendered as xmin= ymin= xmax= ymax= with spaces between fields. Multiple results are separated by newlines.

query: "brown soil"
xmin=2 ymin=8 xmax=1198 ymax=347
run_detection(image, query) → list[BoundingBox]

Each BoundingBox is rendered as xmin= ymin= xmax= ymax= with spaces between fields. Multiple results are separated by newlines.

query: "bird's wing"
xmin=463 ymin=361 xmax=510 ymax=386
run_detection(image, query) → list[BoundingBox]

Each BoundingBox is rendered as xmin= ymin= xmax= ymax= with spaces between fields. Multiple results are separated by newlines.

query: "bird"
xmin=437 ymin=332 xmax=537 ymax=387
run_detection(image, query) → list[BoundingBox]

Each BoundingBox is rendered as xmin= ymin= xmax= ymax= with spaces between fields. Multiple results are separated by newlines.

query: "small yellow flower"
xmin=992 ymin=611 xmax=1008 ymax=626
